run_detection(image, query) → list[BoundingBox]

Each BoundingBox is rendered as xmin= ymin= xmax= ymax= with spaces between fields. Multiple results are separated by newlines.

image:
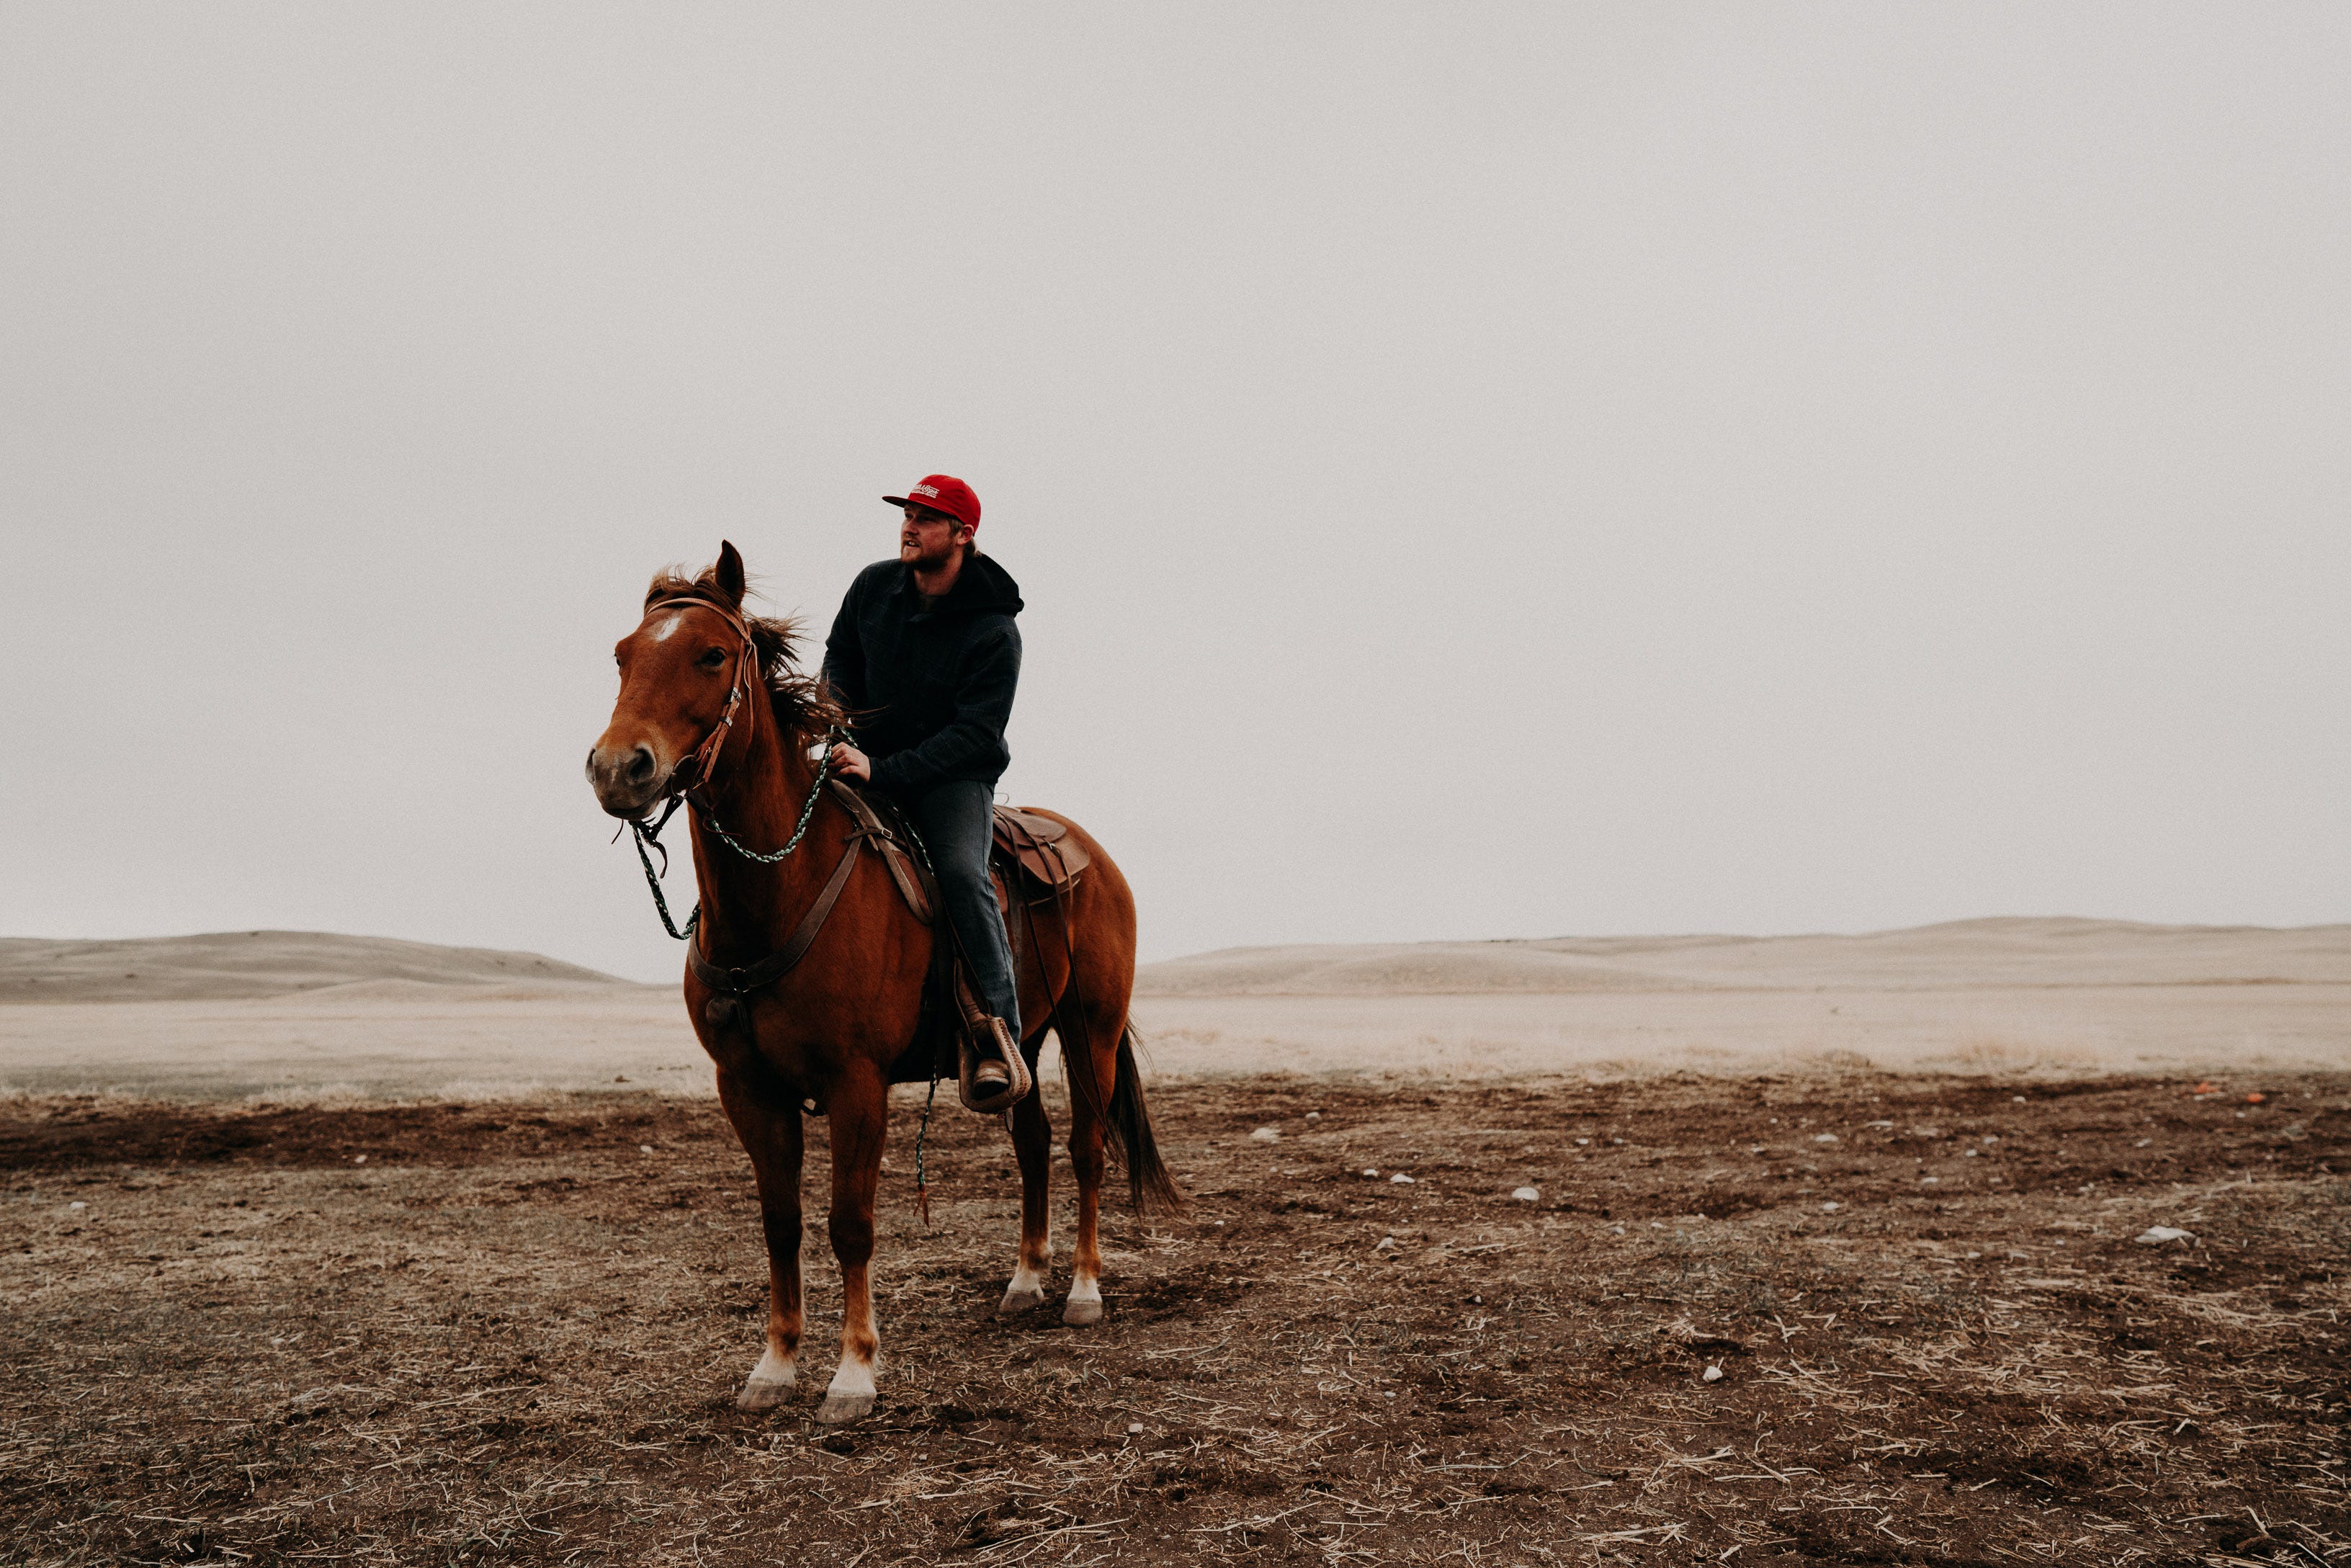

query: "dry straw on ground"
xmin=2 ymin=1070 xmax=2346 ymax=1565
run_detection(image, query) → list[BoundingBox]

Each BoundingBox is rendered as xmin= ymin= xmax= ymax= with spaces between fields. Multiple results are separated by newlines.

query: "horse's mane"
xmin=644 ymin=568 xmax=845 ymax=740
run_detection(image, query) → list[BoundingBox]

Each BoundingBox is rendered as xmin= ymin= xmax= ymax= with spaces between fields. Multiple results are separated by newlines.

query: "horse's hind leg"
xmin=1061 ymin=1008 xmax=1121 ymax=1327
xmin=999 ymin=1053 xmax=1053 ymax=1314
xmin=717 ymin=1072 xmax=805 ymax=1410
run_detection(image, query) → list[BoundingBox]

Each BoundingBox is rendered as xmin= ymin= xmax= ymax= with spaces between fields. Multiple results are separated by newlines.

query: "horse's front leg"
xmin=818 ymin=1063 xmax=889 ymax=1424
xmin=717 ymin=1070 xmax=805 ymax=1410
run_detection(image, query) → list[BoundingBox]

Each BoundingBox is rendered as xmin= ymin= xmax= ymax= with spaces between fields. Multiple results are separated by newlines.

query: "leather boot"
xmin=958 ymin=1015 xmax=1031 ymax=1115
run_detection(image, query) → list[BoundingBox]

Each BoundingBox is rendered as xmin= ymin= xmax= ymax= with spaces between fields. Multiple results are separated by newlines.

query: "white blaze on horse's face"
xmin=587 ymin=600 xmax=739 ymax=819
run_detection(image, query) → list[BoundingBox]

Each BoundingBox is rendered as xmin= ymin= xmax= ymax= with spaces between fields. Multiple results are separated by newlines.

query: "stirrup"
xmin=958 ymin=1017 xmax=1031 ymax=1115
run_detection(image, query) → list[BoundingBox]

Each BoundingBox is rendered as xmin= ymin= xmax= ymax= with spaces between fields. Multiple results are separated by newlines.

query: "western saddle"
xmin=824 ymin=782 xmax=1088 ymax=1104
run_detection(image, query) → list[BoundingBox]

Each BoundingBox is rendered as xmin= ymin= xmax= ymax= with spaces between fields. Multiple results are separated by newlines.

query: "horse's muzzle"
xmin=586 ymin=742 xmax=668 ymax=818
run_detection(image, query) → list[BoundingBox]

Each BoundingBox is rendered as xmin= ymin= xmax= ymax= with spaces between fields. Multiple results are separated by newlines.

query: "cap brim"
xmin=882 ymin=495 xmax=909 ymax=509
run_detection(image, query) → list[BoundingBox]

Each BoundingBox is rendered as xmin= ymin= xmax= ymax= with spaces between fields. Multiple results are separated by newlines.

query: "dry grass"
xmin=1 ymin=1072 xmax=2347 ymax=1565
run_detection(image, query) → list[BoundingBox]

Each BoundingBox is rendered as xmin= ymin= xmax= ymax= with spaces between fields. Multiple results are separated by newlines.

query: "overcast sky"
xmin=3 ymin=4 xmax=2346 ymax=982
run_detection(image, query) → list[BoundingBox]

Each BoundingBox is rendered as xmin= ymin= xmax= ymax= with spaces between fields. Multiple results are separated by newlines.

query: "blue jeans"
xmin=908 ymin=779 xmax=1021 ymax=1042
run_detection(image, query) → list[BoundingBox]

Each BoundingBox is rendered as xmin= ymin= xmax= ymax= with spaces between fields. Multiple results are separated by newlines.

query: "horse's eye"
xmin=699 ymin=648 xmax=727 ymax=668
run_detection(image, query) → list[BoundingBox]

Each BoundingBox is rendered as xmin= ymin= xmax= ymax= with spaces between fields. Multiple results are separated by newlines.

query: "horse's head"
xmin=586 ymin=541 xmax=761 ymax=820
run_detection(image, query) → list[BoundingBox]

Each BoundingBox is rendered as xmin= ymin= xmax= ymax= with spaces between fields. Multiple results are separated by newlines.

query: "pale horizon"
xmin=10 ymin=910 xmax=2351 ymax=990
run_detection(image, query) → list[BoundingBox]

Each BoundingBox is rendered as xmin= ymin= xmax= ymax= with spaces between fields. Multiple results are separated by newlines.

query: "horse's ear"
xmin=715 ymin=541 xmax=746 ymax=606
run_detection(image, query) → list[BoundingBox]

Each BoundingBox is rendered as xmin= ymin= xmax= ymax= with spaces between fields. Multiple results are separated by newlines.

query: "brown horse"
xmin=585 ymin=542 xmax=1179 ymax=1423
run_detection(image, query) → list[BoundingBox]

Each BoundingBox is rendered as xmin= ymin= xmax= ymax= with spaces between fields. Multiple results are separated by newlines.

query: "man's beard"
xmin=902 ymin=537 xmax=961 ymax=570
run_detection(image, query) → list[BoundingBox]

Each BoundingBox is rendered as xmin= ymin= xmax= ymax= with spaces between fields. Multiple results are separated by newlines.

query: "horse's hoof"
xmin=998 ymin=1286 xmax=1049 ymax=1315
xmin=815 ymin=1391 xmax=874 ymax=1425
xmin=735 ymin=1379 xmax=793 ymax=1412
xmin=1061 ymin=1296 xmax=1104 ymax=1327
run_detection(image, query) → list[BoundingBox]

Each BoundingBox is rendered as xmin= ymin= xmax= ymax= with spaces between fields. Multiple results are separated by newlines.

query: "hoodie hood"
xmin=916 ymin=551 xmax=1023 ymax=619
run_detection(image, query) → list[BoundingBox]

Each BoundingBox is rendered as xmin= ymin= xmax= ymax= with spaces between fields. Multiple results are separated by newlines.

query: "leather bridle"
xmin=621 ymin=591 xmax=812 ymax=941
xmin=636 ymin=592 xmax=763 ymax=806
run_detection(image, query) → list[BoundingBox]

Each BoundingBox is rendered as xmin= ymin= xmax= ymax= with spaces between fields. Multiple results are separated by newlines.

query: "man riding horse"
xmin=819 ymin=473 xmax=1026 ymax=1109
xmin=589 ymin=506 xmax=1173 ymax=1415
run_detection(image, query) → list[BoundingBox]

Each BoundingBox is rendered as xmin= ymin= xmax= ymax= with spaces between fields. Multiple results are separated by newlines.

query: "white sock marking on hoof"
xmin=1000 ymin=1261 xmax=1049 ymax=1313
xmin=825 ymin=1358 xmax=875 ymax=1401
xmin=1062 ymin=1273 xmax=1103 ymax=1325
xmin=745 ymin=1346 xmax=797 ymax=1388
xmin=736 ymin=1346 xmax=797 ymax=1410
xmin=816 ymin=1358 xmax=877 ymax=1423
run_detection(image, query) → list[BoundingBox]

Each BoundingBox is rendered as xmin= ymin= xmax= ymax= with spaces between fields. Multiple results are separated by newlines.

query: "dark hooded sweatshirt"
xmin=820 ymin=552 xmax=1024 ymax=797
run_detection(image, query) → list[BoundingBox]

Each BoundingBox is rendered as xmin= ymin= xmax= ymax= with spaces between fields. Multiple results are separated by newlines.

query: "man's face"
xmin=899 ymin=504 xmax=968 ymax=569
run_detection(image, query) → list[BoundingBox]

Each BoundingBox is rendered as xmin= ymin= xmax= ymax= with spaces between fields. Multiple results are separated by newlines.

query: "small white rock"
xmin=1363 ymin=1168 xmax=1380 ymax=1178
xmin=1703 ymin=1365 xmax=1724 ymax=1383
xmin=1609 ymin=1224 xmax=1626 ymax=1235
xmin=1575 ymin=1137 xmax=1590 ymax=1146
xmin=1390 ymin=1173 xmax=1415 ymax=1185
xmin=68 ymin=1201 xmax=86 ymax=1211
xmin=1512 ymin=1186 xmax=1541 ymax=1202
xmin=1820 ymin=1201 xmax=1840 ymax=1213
xmin=1250 ymin=1126 xmax=1281 ymax=1143
xmin=2136 ymin=1225 xmax=2196 ymax=1245
xmin=1376 ymin=1235 xmax=1399 ymax=1251
xmin=1812 ymin=1134 xmax=1838 ymax=1144
xmin=1306 ymin=1111 xmax=1322 ymax=1121
xmin=1127 ymin=1421 xmax=1145 ymax=1434
xmin=640 ymin=1144 xmax=655 ymax=1155
xmin=354 ymin=1155 xmax=367 ymax=1165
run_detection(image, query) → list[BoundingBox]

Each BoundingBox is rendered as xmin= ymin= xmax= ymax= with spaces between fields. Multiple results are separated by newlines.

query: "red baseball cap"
xmin=883 ymin=474 xmax=980 ymax=529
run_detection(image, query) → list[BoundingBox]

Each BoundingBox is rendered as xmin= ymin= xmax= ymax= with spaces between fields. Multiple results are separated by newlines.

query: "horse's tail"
xmin=1103 ymin=1020 xmax=1183 ymax=1215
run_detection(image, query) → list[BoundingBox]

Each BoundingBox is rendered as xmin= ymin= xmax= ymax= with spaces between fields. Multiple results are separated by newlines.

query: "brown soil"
xmin=3 ymin=1071 xmax=2347 ymax=1566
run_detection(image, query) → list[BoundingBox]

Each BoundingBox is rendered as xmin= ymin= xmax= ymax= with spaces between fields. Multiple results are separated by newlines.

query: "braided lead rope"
xmin=625 ymin=724 xmax=843 ymax=941
xmin=697 ymin=725 xmax=845 ymax=865
xmin=913 ymin=1068 xmax=941 ymax=1227
xmin=630 ymin=814 xmax=699 ymax=941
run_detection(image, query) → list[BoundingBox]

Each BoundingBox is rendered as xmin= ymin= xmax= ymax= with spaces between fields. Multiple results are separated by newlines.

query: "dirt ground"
xmin=2 ymin=1069 xmax=2347 ymax=1567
